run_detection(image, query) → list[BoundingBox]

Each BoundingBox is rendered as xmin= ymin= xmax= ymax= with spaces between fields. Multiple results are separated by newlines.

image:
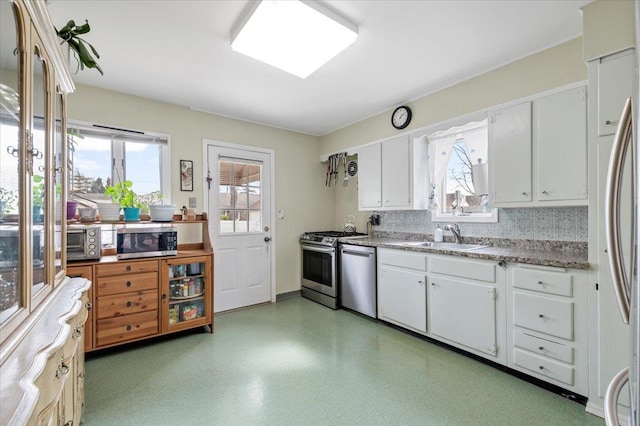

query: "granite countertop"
xmin=340 ymin=234 xmax=589 ymax=270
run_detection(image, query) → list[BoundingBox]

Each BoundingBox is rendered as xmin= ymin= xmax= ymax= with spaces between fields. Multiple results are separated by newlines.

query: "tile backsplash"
xmin=374 ymin=207 xmax=587 ymax=242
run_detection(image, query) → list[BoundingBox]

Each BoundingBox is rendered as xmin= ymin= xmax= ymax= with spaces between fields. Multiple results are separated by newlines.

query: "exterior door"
xmin=206 ymin=142 xmax=273 ymax=312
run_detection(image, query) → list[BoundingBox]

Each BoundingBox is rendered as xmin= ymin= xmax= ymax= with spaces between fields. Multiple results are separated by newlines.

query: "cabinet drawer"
xmin=96 ymin=260 xmax=158 ymax=277
xmin=33 ymin=348 xmax=67 ymax=416
xmin=96 ymin=310 xmax=158 ymax=347
xmin=431 ymin=256 xmax=495 ymax=283
xmin=513 ymin=330 xmax=574 ymax=364
xmin=96 ymin=272 xmax=158 ymax=296
xmin=513 ymin=267 xmax=572 ymax=297
xmin=513 ymin=348 xmax=574 ymax=386
xmin=97 ymin=289 xmax=158 ymax=319
xmin=513 ymin=292 xmax=574 ymax=340
xmin=378 ymin=249 xmax=427 ymax=271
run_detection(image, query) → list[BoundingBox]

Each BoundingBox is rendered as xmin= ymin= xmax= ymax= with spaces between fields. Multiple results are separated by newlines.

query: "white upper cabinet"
xmin=535 ymin=86 xmax=587 ymax=201
xmin=357 ymin=143 xmax=382 ymax=209
xmin=597 ymin=51 xmax=635 ymax=136
xmin=357 ymin=135 xmax=427 ymax=211
xmin=489 ymin=102 xmax=532 ymax=204
xmin=489 ymin=86 xmax=588 ymax=207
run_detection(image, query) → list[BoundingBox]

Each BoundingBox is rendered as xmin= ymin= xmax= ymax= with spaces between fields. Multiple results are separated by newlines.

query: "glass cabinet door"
xmin=54 ymin=91 xmax=65 ymax=280
xmin=0 ymin=0 xmax=23 ymax=323
xmin=31 ymin=41 xmax=49 ymax=300
xmin=162 ymin=256 xmax=211 ymax=331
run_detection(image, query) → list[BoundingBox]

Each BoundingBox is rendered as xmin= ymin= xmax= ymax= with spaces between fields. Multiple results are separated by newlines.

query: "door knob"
xmin=264 ymin=236 xmax=271 ymax=242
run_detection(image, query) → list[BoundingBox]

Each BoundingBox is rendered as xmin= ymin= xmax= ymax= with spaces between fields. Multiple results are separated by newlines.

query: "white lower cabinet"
xmin=377 ymin=248 xmax=427 ymax=334
xmin=507 ymin=264 xmax=588 ymax=395
xmin=428 ymin=255 xmax=507 ymax=364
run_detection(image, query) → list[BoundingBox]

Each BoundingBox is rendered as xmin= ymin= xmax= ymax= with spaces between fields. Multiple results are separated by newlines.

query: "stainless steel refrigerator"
xmin=604 ymin=4 xmax=640 ymax=423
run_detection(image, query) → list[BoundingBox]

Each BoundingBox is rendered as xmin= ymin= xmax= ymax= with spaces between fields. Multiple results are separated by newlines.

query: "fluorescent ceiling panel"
xmin=231 ymin=0 xmax=358 ymax=79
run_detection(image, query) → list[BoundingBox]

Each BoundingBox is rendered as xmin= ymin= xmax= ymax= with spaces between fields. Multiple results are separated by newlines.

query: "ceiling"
xmin=44 ymin=0 xmax=592 ymax=136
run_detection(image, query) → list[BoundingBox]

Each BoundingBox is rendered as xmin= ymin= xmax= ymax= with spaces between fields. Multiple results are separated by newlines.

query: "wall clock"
xmin=391 ymin=105 xmax=412 ymax=129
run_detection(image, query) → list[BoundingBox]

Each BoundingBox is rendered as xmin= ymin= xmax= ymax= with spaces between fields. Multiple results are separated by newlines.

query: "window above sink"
xmin=424 ymin=115 xmax=498 ymax=223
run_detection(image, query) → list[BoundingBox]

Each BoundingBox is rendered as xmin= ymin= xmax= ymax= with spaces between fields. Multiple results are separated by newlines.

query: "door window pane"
xmin=218 ymin=159 xmax=262 ymax=233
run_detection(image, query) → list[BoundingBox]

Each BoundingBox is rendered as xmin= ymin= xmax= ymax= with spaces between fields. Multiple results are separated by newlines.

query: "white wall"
xmin=67 ymin=85 xmax=331 ymax=295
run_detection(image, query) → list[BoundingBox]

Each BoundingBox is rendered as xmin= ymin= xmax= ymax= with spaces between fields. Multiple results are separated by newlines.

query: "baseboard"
xmin=276 ymin=290 xmax=301 ymax=302
xmin=586 ymin=400 xmax=630 ymax=425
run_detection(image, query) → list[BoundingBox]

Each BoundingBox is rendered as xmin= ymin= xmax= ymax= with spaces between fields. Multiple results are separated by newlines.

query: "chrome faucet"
xmin=444 ymin=224 xmax=462 ymax=244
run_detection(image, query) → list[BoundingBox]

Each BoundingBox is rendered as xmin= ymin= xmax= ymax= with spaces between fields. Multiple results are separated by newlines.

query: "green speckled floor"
xmin=84 ymin=297 xmax=604 ymax=425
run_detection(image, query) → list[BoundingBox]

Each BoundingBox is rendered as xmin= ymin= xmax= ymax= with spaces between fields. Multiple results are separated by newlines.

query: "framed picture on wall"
xmin=180 ymin=160 xmax=193 ymax=191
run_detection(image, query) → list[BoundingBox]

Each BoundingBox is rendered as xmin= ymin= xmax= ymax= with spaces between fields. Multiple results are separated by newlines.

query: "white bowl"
xmin=97 ymin=202 xmax=122 ymax=222
xmin=149 ymin=204 xmax=176 ymax=222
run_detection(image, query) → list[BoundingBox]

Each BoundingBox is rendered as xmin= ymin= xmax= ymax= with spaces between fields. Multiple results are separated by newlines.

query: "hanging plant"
xmin=56 ymin=20 xmax=103 ymax=75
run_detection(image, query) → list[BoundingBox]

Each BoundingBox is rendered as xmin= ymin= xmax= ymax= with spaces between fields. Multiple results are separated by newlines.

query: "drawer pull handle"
xmin=56 ymin=362 xmax=70 ymax=379
xmin=72 ymin=326 xmax=83 ymax=340
xmin=538 ymin=365 xmax=544 ymax=370
xmin=126 ymin=265 xmax=132 ymax=272
xmin=126 ymin=301 xmax=132 ymax=307
xmin=605 ymin=120 xmax=612 ymax=125
xmin=538 ymin=314 xmax=544 ymax=318
xmin=86 ymin=302 xmax=92 ymax=310
xmin=126 ymin=281 xmax=132 ymax=287
xmin=537 ymin=280 xmax=543 ymax=285
xmin=521 ymin=192 xmax=527 ymax=196
xmin=538 ymin=346 xmax=544 ymax=351
xmin=126 ymin=325 xmax=132 ymax=331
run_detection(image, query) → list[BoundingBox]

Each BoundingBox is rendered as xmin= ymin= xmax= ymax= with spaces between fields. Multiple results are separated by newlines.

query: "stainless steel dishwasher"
xmin=339 ymin=243 xmax=377 ymax=318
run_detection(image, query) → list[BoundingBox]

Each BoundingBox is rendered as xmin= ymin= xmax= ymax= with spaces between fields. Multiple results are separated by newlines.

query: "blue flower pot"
xmin=122 ymin=207 xmax=140 ymax=222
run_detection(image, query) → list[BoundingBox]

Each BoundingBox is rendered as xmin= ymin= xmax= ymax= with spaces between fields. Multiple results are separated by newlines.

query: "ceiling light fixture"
xmin=231 ymin=0 xmax=358 ymax=79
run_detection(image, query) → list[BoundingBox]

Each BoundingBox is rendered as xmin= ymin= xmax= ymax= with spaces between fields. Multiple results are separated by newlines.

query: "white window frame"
xmin=67 ymin=119 xmax=172 ymax=203
xmin=422 ymin=113 xmax=498 ymax=223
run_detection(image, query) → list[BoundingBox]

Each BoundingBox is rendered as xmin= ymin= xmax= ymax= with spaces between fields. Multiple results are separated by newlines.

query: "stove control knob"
xmin=326 ymin=237 xmax=335 ymax=244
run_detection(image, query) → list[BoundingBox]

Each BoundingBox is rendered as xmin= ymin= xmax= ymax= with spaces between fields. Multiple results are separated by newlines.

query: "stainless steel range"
xmin=300 ymin=231 xmax=367 ymax=309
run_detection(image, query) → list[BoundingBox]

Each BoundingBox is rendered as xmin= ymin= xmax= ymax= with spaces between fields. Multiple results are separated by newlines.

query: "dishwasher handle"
xmin=341 ymin=249 xmax=374 ymax=257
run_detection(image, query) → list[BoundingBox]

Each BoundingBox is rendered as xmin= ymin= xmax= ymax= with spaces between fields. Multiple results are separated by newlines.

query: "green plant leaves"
xmin=56 ymin=19 xmax=103 ymax=75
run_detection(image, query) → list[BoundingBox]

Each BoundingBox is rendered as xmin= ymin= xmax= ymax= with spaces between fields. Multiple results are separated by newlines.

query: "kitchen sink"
xmin=391 ymin=241 xmax=489 ymax=251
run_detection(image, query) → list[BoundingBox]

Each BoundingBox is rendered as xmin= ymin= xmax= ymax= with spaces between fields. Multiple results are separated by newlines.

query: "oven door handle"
xmin=301 ymin=245 xmax=335 ymax=254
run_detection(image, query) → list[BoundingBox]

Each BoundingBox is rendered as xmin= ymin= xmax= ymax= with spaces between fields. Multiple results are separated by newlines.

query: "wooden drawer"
xmin=513 ymin=292 xmax=574 ymax=340
xmin=513 ymin=330 xmax=574 ymax=364
xmin=97 ymin=289 xmax=158 ymax=319
xmin=431 ymin=256 xmax=496 ymax=283
xmin=96 ymin=310 xmax=158 ymax=347
xmin=513 ymin=348 xmax=574 ymax=386
xmin=378 ymin=249 xmax=427 ymax=271
xmin=513 ymin=267 xmax=573 ymax=297
xmin=95 ymin=272 xmax=158 ymax=296
xmin=96 ymin=260 xmax=158 ymax=277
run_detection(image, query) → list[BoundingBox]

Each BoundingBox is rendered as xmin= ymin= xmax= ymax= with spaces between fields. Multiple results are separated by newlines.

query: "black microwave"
xmin=117 ymin=227 xmax=178 ymax=259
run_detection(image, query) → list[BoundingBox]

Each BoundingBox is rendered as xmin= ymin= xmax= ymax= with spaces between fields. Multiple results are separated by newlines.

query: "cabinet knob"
xmin=162 ymin=293 xmax=167 ymax=300
xmin=126 ymin=281 xmax=131 ymax=287
xmin=542 ymin=190 xmax=549 ymax=195
xmin=605 ymin=120 xmax=612 ymax=125
xmin=521 ymin=192 xmax=527 ymax=196
xmin=537 ymin=280 xmax=543 ymax=285
xmin=538 ymin=365 xmax=544 ymax=370
xmin=126 ymin=325 xmax=132 ymax=331
xmin=498 ymin=261 xmax=506 ymax=268
xmin=418 ymin=280 xmax=423 ymax=284
xmin=86 ymin=302 xmax=92 ymax=310
xmin=126 ymin=301 xmax=132 ymax=307
xmin=126 ymin=265 xmax=132 ymax=272
xmin=538 ymin=346 xmax=544 ymax=351
xmin=538 ymin=314 xmax=544 ymax=318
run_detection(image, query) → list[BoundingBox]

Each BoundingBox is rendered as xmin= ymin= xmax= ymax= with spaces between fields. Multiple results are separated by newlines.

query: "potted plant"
xmin=105 ymin=180 xmax=141 ymax=221
xmin=138 ymin=192 xmax=175 ymax=222
xmin=0 ymin=187 xmax=17 ymax=223
xmin=56 ymin=19 xmax=103 ymax=75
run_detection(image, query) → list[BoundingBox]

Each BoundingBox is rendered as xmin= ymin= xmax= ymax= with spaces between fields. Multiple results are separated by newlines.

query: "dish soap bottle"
xmin=434 ymin=225 xmax=443 ymax=242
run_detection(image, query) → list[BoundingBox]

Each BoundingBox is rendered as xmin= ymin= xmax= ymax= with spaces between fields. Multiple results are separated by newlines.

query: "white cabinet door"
xmin=598 ymin=50 xmax=635 ymax=136
xmin=357 ymin=143 xmax=382 ymax=209
xmin=429 ymin=276 xmax=498 ymax=357
xmin=381 ymin=135 xmax=411 ymax=208
xmin=535 ymin=87 xmax=587 ymax=201
xmin=489 ymin=102 xmax=532 ymax=204
xmin=378 ymin=265 xmax=427 ymax=333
